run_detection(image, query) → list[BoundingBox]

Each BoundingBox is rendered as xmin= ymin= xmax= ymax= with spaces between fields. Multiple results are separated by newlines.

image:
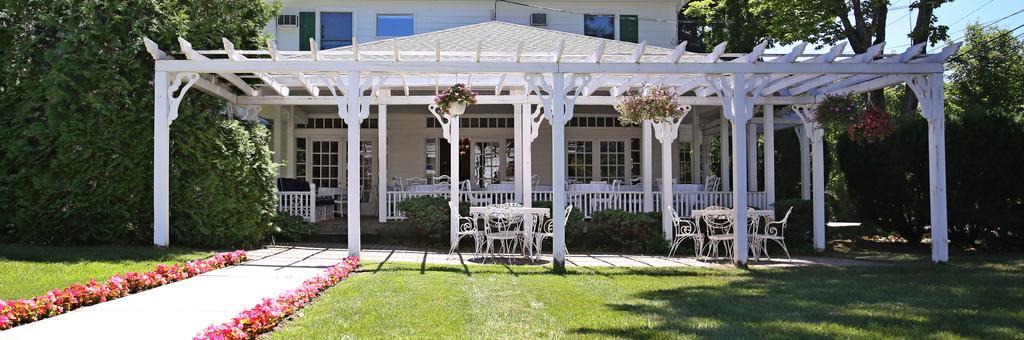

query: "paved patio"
xmin=305 ymin=244 xmax=882 ymax=268
xmin=0 ymin=247 xmax=348 ymax=340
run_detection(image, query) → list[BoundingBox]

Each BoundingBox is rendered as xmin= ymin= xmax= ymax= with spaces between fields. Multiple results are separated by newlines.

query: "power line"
xmin=888 ymin=6 xmax=1024 ymax=51
xmin=947 ymin=0 xmax=995 ymax=27
xmin=949 ymin=22 xmax=1024 ymax=63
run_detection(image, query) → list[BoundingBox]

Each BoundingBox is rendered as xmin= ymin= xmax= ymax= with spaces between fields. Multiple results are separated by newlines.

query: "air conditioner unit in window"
xmin=277 ymin=14 xmax=298 ymax=27
xmin=530 ymin=13 xmax=547 ymax=27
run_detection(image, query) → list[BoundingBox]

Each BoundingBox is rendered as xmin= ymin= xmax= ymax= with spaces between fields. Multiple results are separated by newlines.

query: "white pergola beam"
xmin=155 ymin=59 xmax=945 ymax=75
xmin=177 ymin=37 xmax=258 ymax=96
xmin=223 ymin=38 xmax=289 ymax=96
xmin=236 ymin=94 xmax=818 ymax=106
xmin=268 ymin=39 xmax=319 ymax=97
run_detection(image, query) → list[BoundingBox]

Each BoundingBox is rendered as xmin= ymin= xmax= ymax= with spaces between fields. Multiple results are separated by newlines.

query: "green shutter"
xmin=299 ymin=12 xmax=315 ymax=51
xmin=619 ymin=15 xmax=638 ymax=43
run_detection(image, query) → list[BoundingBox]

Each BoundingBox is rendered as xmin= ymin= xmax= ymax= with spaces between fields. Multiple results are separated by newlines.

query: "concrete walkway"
xmin=0 ymin=247 xmax=348 ymax=340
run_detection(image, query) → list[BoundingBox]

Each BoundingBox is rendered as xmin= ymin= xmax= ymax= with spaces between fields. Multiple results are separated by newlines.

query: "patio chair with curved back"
xmin=483 ymin=205 xmax=524 ymax=263
xmin=447 ymin=201 xmax=484 ymax=258
xmin=704 ymin=175 xmax=721 ymax=191
xmin=700 ymin=206 xmax=734 ymax=260
xmin=533 ymin=204 xmax=572 ymax=261
xmin=588 ymin=180 xmax=620 ymax=214
xmin=753 ymin=206 xmax=793 ymax=261
xmin=667 ymin=205 xmax=704 ymax=258
xmin=432 ymin=175 xmax=451 ymax=184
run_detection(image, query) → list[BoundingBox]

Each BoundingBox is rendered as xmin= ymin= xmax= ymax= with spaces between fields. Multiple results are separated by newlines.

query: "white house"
xmin=145 ymin=0 xmax=956 ymax=268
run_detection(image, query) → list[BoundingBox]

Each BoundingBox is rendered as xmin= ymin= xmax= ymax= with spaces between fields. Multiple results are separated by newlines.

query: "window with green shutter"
xmin=619 ymin=15 xmax=638 ymax=43
xmin=299 ymin=12 xmax=315 ymax=51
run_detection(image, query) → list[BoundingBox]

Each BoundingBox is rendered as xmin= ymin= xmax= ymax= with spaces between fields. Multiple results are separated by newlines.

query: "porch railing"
xmin=277 ymin=190 xmax=316 ymax=222
xmin=383 ymin=190 xmax=769 ymax=220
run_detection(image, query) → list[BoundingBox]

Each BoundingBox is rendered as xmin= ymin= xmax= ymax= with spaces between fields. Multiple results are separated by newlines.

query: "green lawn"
xmin=0 ymin=245 xmax=212 ymax=300
xmin=272 ymin=258 xmax=1024 ymax=339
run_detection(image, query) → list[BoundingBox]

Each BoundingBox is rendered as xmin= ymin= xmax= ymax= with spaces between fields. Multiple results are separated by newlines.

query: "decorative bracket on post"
xmin=526 ymin=101 xmax=545 ymax=141
xmin=651 ymin=113 xmax=691 ymax=145
xmin=167 ymin=72 xmax=199 ymax=125
xmin=704 ymin=74 xmax=771 ymax=122
xmin=792 ymin=105 xmax=824 ymax=143
xmin=904 ymin=75 xmax=940 ymax=123
xmin=428 ymin=104 xmax=457 ymax=141
xmin=524 ymin=73 xmax=593 ymax=124
xmin=323 ymin=72 xmax=388 ymax=125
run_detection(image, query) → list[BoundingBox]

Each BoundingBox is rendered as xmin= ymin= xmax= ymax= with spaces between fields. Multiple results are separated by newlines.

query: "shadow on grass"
xmin=0 ymin=244 xmax=211 ymax=264
xmin=572 ymin=263 xmax=1024 ymax=339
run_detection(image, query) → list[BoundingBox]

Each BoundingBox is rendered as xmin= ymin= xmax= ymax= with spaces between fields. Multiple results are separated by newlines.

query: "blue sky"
xmin=765 ymin=0 xmax=1024 ymax=55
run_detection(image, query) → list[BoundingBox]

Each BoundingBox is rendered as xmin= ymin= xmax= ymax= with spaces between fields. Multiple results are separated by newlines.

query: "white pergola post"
xmin=794 ymin=105 xmax=826 ymax=252
xmin=719 ymin=112 xmax=731 ymax=191
xmin=521 ymin=102 xmax=533 ymax=207
xmin=653 ymin=114 xmax=689 ymax=240
xmin=326 ymin=72 xmax=386 ymax=257
xmin=641 ymin=121 xmax=654 ymax=212
xmin=513 ymin=95 xmax=524 ymax=202
xmin=747 ymin=121 xmax=758 ymax=191
xmin=526 ymin=72 xmax=591 ymax=270
xmin=153 ymin=71 xmax=198 ymax=247
xmin=428 ymin=103 xmax=461 ymax=247
xmin=691 ymin=113 xmax=702 ymax=184
xmin=764 ymin=105 xmax=776 ymax=207
xmin=907 ymin=74 xmax=949 ymax=262
xmin=797 ymin=128 xmax=811 ymax=200
xmin=708 ymin=74 xmax=767 ymax=267
xmin=377 ymin=98 xmax=388 ymax=223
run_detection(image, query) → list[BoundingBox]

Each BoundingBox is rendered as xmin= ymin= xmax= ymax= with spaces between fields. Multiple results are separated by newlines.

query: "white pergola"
xmin=145 ymin=22 xmax=959 ymax=268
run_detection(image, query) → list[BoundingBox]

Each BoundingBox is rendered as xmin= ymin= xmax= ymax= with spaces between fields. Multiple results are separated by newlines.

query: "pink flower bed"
xmin=0 ymin=250 xmax=247 ymax=330
xmin=195 ymin=257 xmax=360 ymax=340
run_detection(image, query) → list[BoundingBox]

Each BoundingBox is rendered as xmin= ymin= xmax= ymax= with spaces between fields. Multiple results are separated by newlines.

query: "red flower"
xmin=0 ymin=250 xmax=247 ymax=331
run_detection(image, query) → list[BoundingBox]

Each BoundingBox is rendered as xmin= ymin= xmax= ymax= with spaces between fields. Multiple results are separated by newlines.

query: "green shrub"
xmin=774 ymin=199 xmax=814 ymax=247
xmin=271 ymin=213 xmax=317 ymax=243
xmin=397 ymin=197 xmax=469 ymax=243
xmin=0 ymin=1 xmax=279 ymax=247
xmin=589 ymin=210 xmax=668 ymax=254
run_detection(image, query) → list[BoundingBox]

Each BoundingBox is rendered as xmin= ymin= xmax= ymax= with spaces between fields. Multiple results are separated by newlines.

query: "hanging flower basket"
xmin=847 ymin=107 xmax=894 ymax=143
xmin=614 ymin=85 xmax=687 ymax=125
xmin=813 ymin=94 xmax=862 ymax=132
xmin=813 ymin=94 xmax=893 ymax=143
xmin=433 ymin=83 xmax=477 ymax=116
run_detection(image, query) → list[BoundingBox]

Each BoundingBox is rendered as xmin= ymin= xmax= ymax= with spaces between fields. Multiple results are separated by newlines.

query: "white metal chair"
xmin=704 ymin=175 xmax=721 ymax=191
xmin=405 ymin=177 xmax=428 ymax=187
xmin=533 ymin=205 xmax=572 ymax=260
xmin=432 ymin=175 xmax=451 ymax=184
xmin=447 ymin=201 xmax=484 ymax=258
xmin=588 ymin=180 xmax=620 ymax=215
xmin=752 ymin=207 xmax=793 ymax=261
xmin=667 ymin=205 xmax=704 ymax=258
xmin=317 ymin=187 xmax=344 ymax=218
xmin=482 ymin=206 xmax=524 ymax=263
xmin=700 ymin=206 xmax=734 ymax=260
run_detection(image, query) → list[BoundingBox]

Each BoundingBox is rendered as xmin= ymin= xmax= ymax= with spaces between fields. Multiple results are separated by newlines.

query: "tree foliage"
xmin=0 ymin=0 xmax=280 ymax=247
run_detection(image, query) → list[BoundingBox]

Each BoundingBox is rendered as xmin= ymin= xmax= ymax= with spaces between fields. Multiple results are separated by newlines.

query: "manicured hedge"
xmin=0 ymin=1 xmax=279 ymax=247
xmin=589 ymin=210 xmax=668 ymax=254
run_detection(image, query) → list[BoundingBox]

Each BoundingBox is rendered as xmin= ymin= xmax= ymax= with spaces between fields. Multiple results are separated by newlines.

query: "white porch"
xmin=145 ymin=21 xmax=957 ymax=268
